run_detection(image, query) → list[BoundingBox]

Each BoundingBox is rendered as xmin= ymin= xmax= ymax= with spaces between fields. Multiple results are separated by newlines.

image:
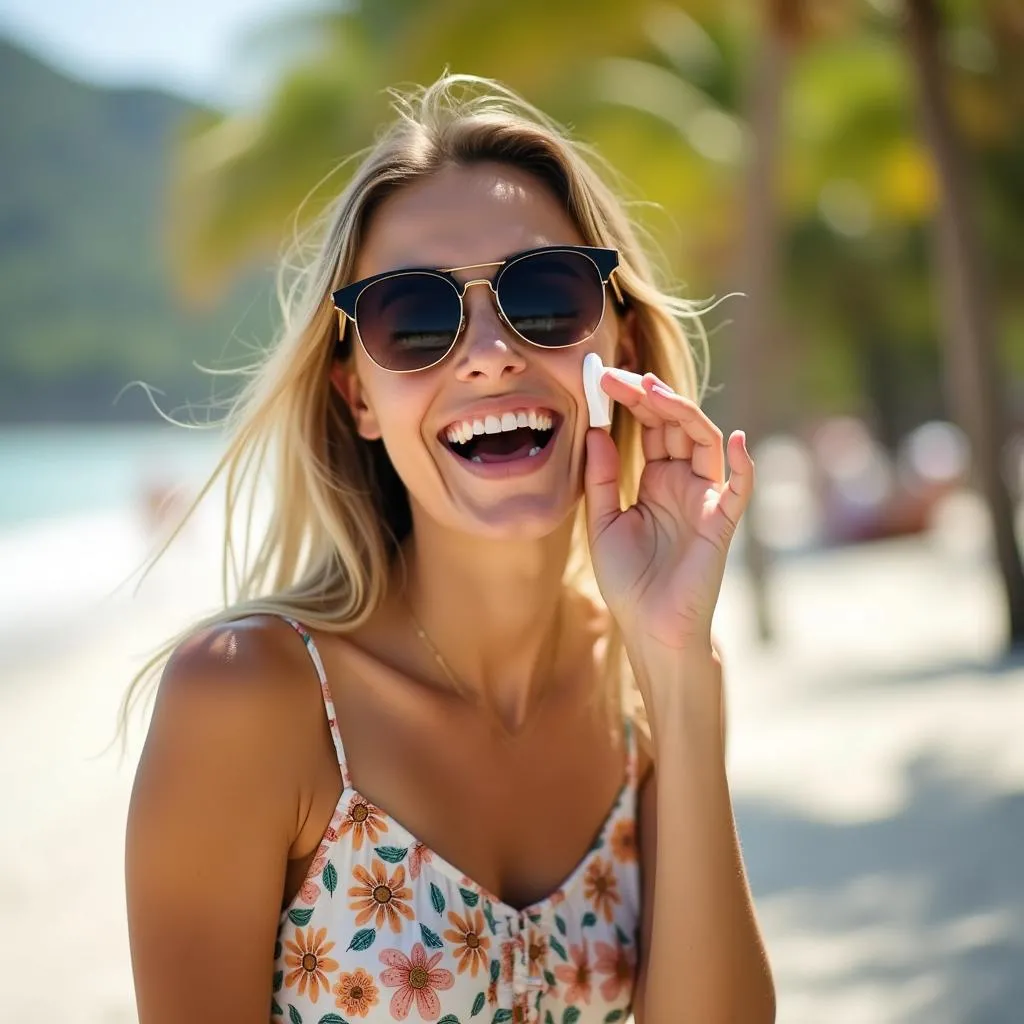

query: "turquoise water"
xmin=0 ymin=424 xmax=225 ymax=529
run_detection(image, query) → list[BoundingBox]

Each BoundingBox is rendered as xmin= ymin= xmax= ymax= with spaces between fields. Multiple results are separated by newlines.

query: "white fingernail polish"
xmin=583 ymin=353 xmax=645 ymax=428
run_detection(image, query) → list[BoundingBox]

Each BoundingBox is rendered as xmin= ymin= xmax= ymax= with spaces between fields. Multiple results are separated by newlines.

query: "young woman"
xmin=124 ymin=76 xmax=774 ymax=1024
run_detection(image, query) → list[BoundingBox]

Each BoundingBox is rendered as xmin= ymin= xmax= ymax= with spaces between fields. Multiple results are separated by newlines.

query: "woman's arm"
xmin=125 ymin=619 xmax=313 ymax=1023
xmin=632 ymin=646 xmax=775 ymax=1024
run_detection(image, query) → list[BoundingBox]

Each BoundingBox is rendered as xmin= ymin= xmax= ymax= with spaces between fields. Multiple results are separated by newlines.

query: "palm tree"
xmin=903 ymin=0 xmax=1024 ymax=646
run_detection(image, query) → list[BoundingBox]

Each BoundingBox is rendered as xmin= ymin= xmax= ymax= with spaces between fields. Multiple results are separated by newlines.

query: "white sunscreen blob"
xmin=582 ymin=353 xmax=644 ymax=428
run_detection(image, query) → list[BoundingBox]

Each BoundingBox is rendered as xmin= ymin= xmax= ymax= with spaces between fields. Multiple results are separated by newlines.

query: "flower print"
xmin=337 ymin=794 xmax=387 ymax=849
xmin=332 ymin=967 xmax=380 ymax=1017
xmin=583 ymin=856 xmax=621 ymax=922
xmin=379 ymin=942 xmax=455 ymax=1020
xmin=408 ymin=841 xmax=433 ymax=880
xmin=443 ymin=908 xmax=491 ymax=976
xmin=348 ymin=859 xmax=414 ymax=932
xmin=527 ymin=935 xmax=548 ymax=978
xmin=299 ymin=844 xmax=330 ymax=904
xmin=500 ymin=939 xmax=517 ymax=984
xmin=512 ymin=991 xmax=531 ymax=1023
xmin=553 ymin=940 xmax=592 ymax=1005
xmin=593 ymin=940 xmax=635 ymax=1002
xmin=282 ymin=925 xmax=339 ymax=1003
xmin=609 ymin=817 xmax=637 ymax=863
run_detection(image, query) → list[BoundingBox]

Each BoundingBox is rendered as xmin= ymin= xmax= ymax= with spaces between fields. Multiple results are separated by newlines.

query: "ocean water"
xmin=0 ymin=425 xmax=227 ymax=646
xmin=0 ymin=424 xmax=225 ymax=529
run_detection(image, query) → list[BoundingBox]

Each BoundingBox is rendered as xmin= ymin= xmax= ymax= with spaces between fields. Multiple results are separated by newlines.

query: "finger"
xmin=584 ymin=428 xmax=623 ymax=540
xmin=601 ymin=372 xmax=664 ymax=429
xmin=648 ymin=384 xmax=725 ymax=482
xmin=663 ymin=422 xmax=695 ymax=462
xmin=715 ymin=431 xmax=755 ymax=534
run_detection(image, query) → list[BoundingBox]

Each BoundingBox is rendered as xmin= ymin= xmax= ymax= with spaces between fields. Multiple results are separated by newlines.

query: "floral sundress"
xmin=272 ymin=619 xmax=642 ymax=1024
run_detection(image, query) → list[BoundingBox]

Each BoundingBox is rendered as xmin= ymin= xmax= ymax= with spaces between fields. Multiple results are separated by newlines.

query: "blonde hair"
xmin=117 ymin=73 xmax=709 ymax=740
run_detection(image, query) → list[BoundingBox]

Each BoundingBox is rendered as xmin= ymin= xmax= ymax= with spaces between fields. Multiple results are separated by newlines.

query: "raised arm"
xmin=125 ymin=618 xmax=315 ymax=1023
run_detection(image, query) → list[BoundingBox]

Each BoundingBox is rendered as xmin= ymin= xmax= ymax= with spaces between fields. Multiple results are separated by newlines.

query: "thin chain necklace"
xmin=405 ymin=594 xmax=562 ymax=738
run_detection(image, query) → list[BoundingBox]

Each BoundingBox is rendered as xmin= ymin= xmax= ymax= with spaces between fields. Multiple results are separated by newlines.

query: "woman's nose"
xmin=451 ymin=281 xmax=528 ymax=381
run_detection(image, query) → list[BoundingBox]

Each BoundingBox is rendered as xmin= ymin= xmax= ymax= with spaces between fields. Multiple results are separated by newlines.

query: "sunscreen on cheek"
xmin=582 ymin=353 xmax=644 ymax=428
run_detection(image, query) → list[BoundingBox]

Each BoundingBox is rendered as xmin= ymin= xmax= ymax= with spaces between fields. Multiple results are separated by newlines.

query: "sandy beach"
xmin=1 ymin=502 xmax=1019 ymax=1023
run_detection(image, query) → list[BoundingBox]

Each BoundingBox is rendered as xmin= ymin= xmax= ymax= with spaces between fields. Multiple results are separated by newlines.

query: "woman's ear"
xmin=614 ymin=308 xmax=640 ymax=375
xmin=330 ymin=362 xmax=382 ymax=441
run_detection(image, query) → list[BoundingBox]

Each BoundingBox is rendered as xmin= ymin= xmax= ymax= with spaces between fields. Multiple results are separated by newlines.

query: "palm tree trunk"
xmin=729 ymin=5 xmax=795 ymax=643
xmin=904 ymin=0 xmax=1024 ymax=647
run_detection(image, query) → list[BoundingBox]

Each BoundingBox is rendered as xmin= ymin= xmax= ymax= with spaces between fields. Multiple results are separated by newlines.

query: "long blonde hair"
xmin=117 ymin=73 xmax=709 ymax=739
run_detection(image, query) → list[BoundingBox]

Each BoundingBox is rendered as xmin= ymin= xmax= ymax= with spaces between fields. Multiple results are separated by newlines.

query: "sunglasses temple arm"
xmin=608 ymin=268 xmax=625 ymax=307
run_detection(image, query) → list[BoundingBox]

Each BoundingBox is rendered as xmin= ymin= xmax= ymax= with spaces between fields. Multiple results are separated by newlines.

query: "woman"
xmin=124 ymin=75 xmax=775 ymax=1023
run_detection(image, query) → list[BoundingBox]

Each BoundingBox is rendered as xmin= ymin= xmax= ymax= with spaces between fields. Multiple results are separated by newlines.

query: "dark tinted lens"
xmin=496 ymin=251 xmax=604 ymax=348
xmin=355 ymin=273 xmax=461 ymax=371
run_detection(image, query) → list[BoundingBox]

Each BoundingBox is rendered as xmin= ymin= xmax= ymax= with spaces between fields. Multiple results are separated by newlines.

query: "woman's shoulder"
xmin=151 ymin=613 xmax=326 ymax=755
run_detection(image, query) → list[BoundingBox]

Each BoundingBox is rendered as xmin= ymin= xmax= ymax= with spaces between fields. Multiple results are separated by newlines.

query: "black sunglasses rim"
xmin=331 ymin=244 xmax=620 ymax=318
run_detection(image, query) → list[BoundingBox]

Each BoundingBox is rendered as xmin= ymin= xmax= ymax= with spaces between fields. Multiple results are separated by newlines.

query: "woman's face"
xmin=334 ymin=161 xmax=635 ymax=541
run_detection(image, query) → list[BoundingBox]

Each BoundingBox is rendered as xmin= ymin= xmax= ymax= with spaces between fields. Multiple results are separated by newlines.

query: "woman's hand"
xmin=583 ymin=371 xmax=755 ymax=657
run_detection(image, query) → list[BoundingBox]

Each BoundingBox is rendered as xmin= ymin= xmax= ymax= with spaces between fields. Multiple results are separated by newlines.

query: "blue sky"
xmin=0 ymin=0 xmax=315 ymax=105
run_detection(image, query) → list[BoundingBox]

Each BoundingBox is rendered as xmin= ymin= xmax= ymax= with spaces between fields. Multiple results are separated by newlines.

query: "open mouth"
xmin=440 ymin=411 xmax=560 ymax=465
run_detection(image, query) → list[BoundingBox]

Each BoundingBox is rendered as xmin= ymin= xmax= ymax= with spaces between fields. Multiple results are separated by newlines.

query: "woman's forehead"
xmin=352 ymin=162 xmax=584 ymax=278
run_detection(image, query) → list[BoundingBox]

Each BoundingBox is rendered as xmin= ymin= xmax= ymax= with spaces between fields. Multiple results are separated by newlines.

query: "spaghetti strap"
xmin=282 ymin=617 xmax=350 ymax=784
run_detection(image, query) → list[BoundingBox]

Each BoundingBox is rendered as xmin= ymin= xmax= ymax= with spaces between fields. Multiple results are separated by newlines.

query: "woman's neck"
xmin=396 ymin=515 xmax=576 ymax=732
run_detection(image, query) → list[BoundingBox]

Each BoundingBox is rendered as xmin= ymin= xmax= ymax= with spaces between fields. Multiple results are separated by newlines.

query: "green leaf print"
xmin=614 ymin=925 xmax=631 ymax=947
xmin=604 ymin=1011 xmax=625 ymax=1023
xmin=288 ymin=1005 xmax=303 ymax=1024
xmin=483 ymin=901 xmax=497 ymax=935
xmin=549 ymin=937 xmax=568 ymax=961
xmin=460 ymin=886 xmax=480 ymax=907
xmin=563 ymin=1009 xmax=582 ymax=1024
xmin=346 ymin=928 xmax=376 ymax=952
xmin=544 ymin=970 xmax=557 ymax=989
xmin=322 ymin=862 xmax=338 ymax=896
xmin=438 ymin=1016 xmax=461 ymax=1024
xmin=489 ymin=958 xmax=501 ymax=984
xmin=274 ymin=939 xmax=283 ymax=959
xmin=471 ymin=992 xmax=486 ymax=1017
xmin=272 ymin=969 xmax=284 ymax=992
xmin=555 ymin=915 xmax=567 ymax=936
xmin=431 ymin=882 xmax=446 ymax=915
xmin=581 ymin=911 xmax=597 ymax=928
xmin=288 ymin=907 xmax=314 ymax=927
xmin=317 ymin=1015 xmax=348 ymax=1024
xmin=271 ymin=998 xmax=283 ymax=1017
xmin=420 ymin=923 xmax=444 ymax=949
xmin=545 ymin=1012 xmax=555 ymax=1024
xmin=376 ymin=845 xmax=409 ymax=863
xmin=492 ymin=1012 xmax=514 ymax=1023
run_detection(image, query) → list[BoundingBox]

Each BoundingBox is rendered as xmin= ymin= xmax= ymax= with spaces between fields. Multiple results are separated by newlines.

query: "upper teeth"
xmin=444 ymin=409 xmax=554 ymax=446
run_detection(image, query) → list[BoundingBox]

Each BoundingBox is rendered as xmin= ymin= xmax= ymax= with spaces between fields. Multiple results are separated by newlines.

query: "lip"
xmin=439 ymin=419 xmax=562 ymax=480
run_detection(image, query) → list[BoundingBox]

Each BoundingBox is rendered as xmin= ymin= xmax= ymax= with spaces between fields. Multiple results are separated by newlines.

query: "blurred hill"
xmin=0 ymin=38 xmax=274 ymax=423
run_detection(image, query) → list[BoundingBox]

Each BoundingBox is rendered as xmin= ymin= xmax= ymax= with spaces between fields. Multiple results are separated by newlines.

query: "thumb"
xmin=584 ymin=428 xmax=622 ymax=541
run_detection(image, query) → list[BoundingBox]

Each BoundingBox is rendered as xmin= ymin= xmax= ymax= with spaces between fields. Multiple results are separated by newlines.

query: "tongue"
xmin=469 ymin=427 xmax=536 ymax=463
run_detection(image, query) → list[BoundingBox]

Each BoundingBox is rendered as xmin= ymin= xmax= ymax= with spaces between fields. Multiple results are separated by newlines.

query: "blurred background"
xmin=0 ymin=0 xmax=1020 ymax=1020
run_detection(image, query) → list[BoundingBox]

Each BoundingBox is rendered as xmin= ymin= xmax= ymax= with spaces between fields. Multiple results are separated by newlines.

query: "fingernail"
xmin=651 ymin=384 xmax=674 ymax=399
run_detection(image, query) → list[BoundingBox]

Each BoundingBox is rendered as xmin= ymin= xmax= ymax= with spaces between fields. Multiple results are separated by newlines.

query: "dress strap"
xmin=282 ymin=617 xmax=350 ymax=782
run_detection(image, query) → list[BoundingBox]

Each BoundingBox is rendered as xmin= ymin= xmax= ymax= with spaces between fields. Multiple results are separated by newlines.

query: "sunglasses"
xmin=332 ymin=244 xmax=623 ymax=373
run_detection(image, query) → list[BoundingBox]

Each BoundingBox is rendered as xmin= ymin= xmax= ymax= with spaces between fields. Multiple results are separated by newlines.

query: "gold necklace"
xmin=406 ymin=595 xmax=562 ymax=738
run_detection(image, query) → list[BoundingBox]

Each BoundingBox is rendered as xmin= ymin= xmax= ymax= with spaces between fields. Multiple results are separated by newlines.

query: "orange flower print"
xmin=283 ymin=925 xmax=339 ymax=1003
xmin=408 ymin=841 xmax=433 ymax=880
xmin=512 ymin=991 xmax=531 ymax=1023
xmin=379 ymin=942 xmax=455 ymax=1020
xmin=609 ymin=818 xmax=637 ymax=863
xmin=528 ymin=935 xmax=548 ymax=977
xmin=593 ymin=940 xmax=635 ymax=1002
xmin=443 ymin=908 xmax=491 ymax=976
xmin=500 ymin=939 xmax=517 ymax=984
xmin=337 ymin=794 xmax=387 ymax=850
xmin=553 ymin=940 xmax=593 ymax=1005
xmin=332 ymin=967 xmax=380 ymax=1018
xmin=583 ymin=856 xmax=621 ymax=923
xmin=348 ymin=859 xmax=414 ymax=932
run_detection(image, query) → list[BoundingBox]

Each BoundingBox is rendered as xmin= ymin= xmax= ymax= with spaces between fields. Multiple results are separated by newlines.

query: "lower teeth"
xmin=468 ymin=445 xmax=544 ymax=464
